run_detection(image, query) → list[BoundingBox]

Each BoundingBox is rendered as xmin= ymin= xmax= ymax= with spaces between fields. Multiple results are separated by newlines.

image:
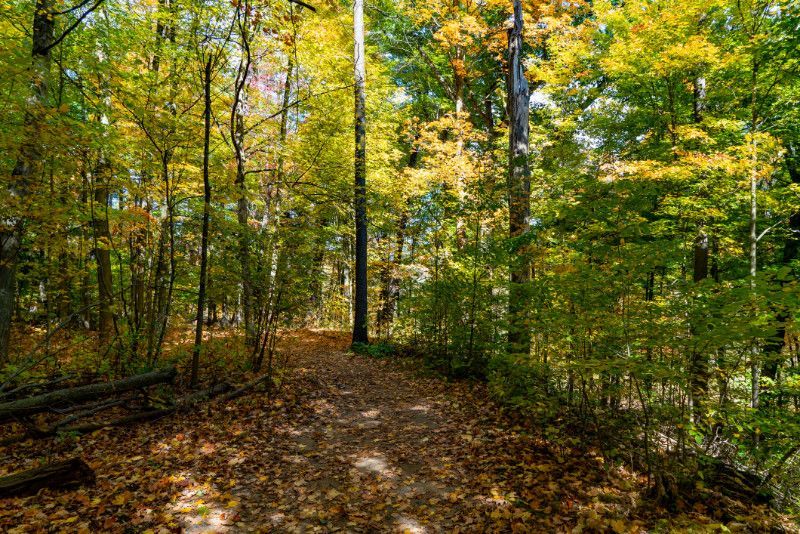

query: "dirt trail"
xmin=222 ymin=331 xmax=643 ymax=533
xmin=1 ymin=330 xmax=710 ymax=533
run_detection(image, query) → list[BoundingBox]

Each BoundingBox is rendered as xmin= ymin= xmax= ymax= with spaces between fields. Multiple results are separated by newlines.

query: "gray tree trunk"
xmin=506 ymin=0 xmax=532 ymax=356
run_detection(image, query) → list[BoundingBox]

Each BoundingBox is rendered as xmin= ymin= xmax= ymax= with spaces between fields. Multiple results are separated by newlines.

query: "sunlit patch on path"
xmin=353 ymin=451 xmax=395 ymax=477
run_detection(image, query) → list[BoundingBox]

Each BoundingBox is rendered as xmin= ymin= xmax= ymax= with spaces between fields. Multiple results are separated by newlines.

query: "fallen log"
xmin=0 ymin=367 xmax=176 ymax=421
xmin=0 ymin=398 xmax=129 ymax=446
xmin=0 ymin=381 xmax=241 ymax=443
xmin=0 ymin=374 xmax=75 ymax=401
xmin=218 ymin=373 xmax=271 ymax=402
xmin=61 ymin=382 xmax=232 ymax=435
xmin=0 ymin=458 xmax=95 ymax=497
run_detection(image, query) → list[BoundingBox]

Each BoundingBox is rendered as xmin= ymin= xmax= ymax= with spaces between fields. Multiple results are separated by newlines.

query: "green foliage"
xmin=351 ymin=341 xmax=395 ymax=359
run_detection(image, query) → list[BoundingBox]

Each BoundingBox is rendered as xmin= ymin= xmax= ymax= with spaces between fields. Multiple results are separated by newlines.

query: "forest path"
xmin=0 ymin=330 xmax=650 ymax=533
xmin=219 ymin=330 xmax=641 ymax=533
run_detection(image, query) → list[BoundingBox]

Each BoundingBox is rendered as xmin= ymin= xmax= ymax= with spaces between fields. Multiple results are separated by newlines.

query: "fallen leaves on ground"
xmin=0 ymin=330 xmax=793 ymax=532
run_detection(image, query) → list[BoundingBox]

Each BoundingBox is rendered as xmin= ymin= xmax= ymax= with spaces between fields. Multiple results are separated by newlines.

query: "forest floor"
xmin=0 ymin=330 xmax=793 ymax=533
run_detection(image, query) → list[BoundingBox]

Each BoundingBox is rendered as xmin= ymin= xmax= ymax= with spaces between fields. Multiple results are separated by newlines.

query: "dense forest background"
xmin=2 ymin=0 xmax=800 ymax=520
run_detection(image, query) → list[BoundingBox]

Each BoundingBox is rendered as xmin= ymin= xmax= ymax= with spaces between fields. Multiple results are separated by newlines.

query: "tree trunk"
xmin=92 ymin=161 xmax=114 ymax=345
xmin=0 ymin=0 xmax=54 ymax=362
xmin=690 ymin=230 xmax=710 ymax=420
xmin=191 ymin=57 xmax=213 ymax=389
xmin=506 ymin=0 xmax=532 ymax=356
xmin=352 ymin=0 xmax=369 ymax=345
xmin=231 ymin=4 xmax=254 ymax=347
xmin=748 ymin=61 xmax=760 ymax=411
xmin=688 ymin=73 xmax=710 ymax=422
xmin=0 ymin=458 xmax=95 ymax=497
xmin=0 ymin=367 xmax=176 ymax=420
xmin=762 ymin=149 xmax=800 ymax=385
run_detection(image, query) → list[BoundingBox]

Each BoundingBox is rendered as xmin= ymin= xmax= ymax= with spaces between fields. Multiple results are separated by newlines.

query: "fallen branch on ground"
xmin=60 ymin=382 xmax=232 ymax=435
xmin=0 ymin=398 xmax=129 ymax=446
xmin=0 ymin=458 xmax=95 ymax=498
xmin=0 ymin=367 xmax=176 ymax=421
xmin=0 ymin=373 xmax=266 ymax=446
xmin=0 ymin=375 xmax=76 ymax=401
xmin=218 ymin=373 xmax=272 ymax=402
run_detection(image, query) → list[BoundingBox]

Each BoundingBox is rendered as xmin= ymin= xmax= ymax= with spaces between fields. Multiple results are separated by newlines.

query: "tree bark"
xmin=92 ymin=160 xmax=114 ymax=345
xmin=376 ymin=215 xmax=407 ymax=338
xmin=690 ymin=230 xmax=710 ymax=420
xmin=231 ymin=4 xmax=254 ymax=347
xmin=762 ymin=149 xmax=800 ymax=384
xmin=191 ymin=57 xmax=213 ymax=389
xmin=352 ymin=0 xmax=369 ymax=345
xmin=0 ymin=0 xmax=55 ymax=362
xmin=0 ymin=367 xmax=176 ymax=420
xmin=0 ymin=458 xmax=95 ymax=497
xmin=506 ymin=0 xmax=532 ymax=356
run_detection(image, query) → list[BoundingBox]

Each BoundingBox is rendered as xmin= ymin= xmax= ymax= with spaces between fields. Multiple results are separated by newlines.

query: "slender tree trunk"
xmin=690 ymin=230 xmax=709 ymax=420
xmin=0 ymin=0 xmax=54 ymax=362
xmin=749 ymin=133 xmax=759 ymax=409
xmin=749 ymin=61 xmax=760 ymax=410
xmin=352 ymin=0 xmax=368 ymax=345
xmin=762 ymin=149 xmax=800 ymax=386
xmin=231 ymin=6 xmax=254 ymax=346
xmin=376 ymin=212 xmax=407 ymax=338
xmin=92 ymin=161 xmax=114 ymax=345
xmin=145 ymin=0 xmax=177 ymax=365
xmin=506 ymin=0 xmax=532 ymax=356
xmin=191 ymin=58 xmax=213 ymax=389
xmin=453 ymin=50 xmax=467 ymax=250
xmin=688 ymin=75 xmax=710 ymax=422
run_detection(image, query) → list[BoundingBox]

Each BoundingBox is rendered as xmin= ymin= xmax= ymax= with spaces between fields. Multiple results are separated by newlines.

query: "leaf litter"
xmin=0 ymin=330 xmax=792 ymax=532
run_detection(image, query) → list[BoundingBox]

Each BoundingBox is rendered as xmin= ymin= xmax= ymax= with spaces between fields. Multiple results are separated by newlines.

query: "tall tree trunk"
xmin=352 ymin=0 xmax=368 ymax=345
xmin=689 ymin=76 xmax=709 ymax=422
xmin=231 ymin=5 xmax=254 ymax=346
xmin=453 ymin=47 xmax=467 ymax=250
xmin=376 ymin=213 xmax=407 ymax=338
xmin=0 ymin=0 xmax=54 ymax=362
xmin=145 ymin=0 xmax=177 ymax=365
xmin=748 ymin=61 xmax=760 ymax=411
xmin=191 ymin=57 xmax=213 ymax=389
xmin=690 ymin=230 xmax=709 ymax=420
xmin=92 ymin=160 xmax=114 ymax=346
xmin=762 ymin=148 xmax=800 ymax=386
xmin=749 ymin=136 xmax=759 ymax=409
xmin=506 ymin=0 xmax=532 ymax=356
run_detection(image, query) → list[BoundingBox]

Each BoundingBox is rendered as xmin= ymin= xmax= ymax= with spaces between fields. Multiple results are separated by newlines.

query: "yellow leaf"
xmin=610 ymin=519 xmax=628 ymax=533
xmin=226 ymin=500 xmax=238 ymax=508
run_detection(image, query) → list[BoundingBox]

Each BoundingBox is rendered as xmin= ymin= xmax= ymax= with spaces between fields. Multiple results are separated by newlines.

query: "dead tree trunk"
xmin=506 ymin=0 xmax=532 ymax=356
xmin=0 ymin=367 xmax=176 ymax=420
xmin=0 ymin=458 xmax=95 ymax=497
